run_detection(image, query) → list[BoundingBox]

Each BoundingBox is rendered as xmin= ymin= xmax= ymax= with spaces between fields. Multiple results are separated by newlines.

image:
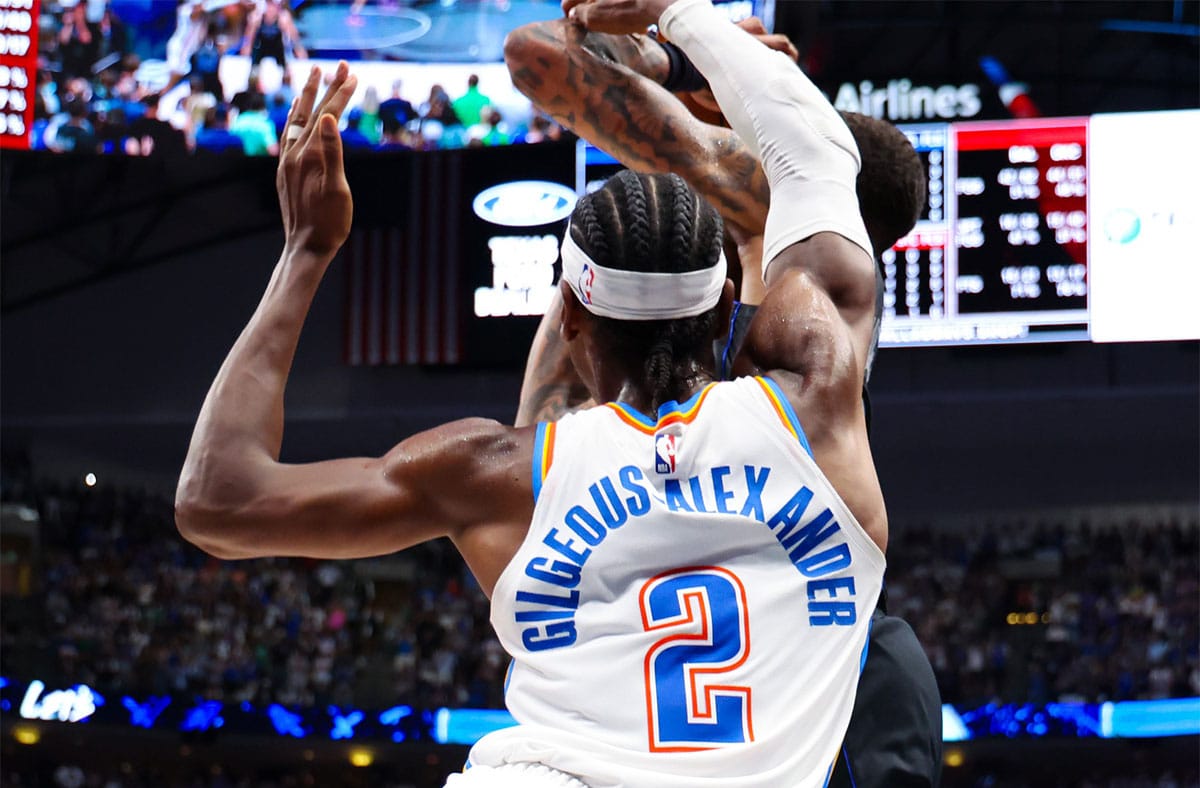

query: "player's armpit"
xmin=756 ymin=233 xmax=879 ymax=374
xmin=733 ymin=256 xmax=865 ymax=411
xmin=503 ymin=18 xmax=768 ymax=236
xmin=176 ymin=418 xmax=535 ymax=562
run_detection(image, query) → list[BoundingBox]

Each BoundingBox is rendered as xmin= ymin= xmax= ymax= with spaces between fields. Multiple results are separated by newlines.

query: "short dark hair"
xmin=839 ymin=111 xmax=927 ymax=254
xmin=569 ymin=170 xmax=724 ymax=410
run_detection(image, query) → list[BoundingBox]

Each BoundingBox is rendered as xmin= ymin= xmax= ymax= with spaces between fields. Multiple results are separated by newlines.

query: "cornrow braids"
xmin=567 ymin=170 xmax=725 ymax=411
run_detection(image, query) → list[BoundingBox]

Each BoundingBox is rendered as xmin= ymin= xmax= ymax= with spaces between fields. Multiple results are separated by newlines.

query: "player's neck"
xmin=601 ymin=359 xmax=717 ymax=418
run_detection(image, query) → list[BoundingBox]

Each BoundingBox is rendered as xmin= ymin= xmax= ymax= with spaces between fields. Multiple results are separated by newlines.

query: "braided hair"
xmin=568 ymin=170 xmax=725 ymax=411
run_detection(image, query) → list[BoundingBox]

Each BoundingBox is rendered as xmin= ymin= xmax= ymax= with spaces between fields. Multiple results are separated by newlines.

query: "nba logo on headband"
xmin=579 ymin=264 xmax=595 ymax=305
xmin=559 ymin=223 xmax=727 ymax=321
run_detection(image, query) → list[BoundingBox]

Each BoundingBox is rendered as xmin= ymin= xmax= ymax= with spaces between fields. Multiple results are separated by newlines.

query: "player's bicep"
xmin=736 ymin=264 xmax=862 ymax=401
xmin=179 ymin=419 xmax=532 ymax=561
xmin=763 ymin=235 xmax=879 ymax=362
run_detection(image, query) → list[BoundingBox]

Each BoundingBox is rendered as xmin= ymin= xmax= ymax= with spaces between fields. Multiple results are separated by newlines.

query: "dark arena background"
xmin=2 ymin=0 xmax=1199 ymax=785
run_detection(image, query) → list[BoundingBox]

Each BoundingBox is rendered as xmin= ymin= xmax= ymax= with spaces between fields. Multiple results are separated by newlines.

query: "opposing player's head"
xmin=839 ymin=112 xmax=927 ymax=255
xmin=560 ymin=171 xmax=730 ymax=410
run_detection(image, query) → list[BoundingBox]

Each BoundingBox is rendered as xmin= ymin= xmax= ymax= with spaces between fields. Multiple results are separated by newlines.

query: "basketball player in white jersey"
xmin=503 ymin=13 xmax=941 ymax=787
xmin=176 ymin=2 xmax=887 ymax=781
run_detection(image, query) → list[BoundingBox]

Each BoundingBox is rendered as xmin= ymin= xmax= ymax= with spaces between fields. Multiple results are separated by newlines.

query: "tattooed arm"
xmin=506 ymin=18 xmax=775 ymax=424
xmin=514 ymin=290 xmax=594 ymax=427
xmin=504 ymin=18 xmax=769 ymax=237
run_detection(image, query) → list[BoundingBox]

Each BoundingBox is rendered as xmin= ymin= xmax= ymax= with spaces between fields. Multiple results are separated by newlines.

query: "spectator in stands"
xmin=179 ymin=75 xmax=218 ymax=148
xmin=516 ymin=114 xmax=561 ymax=145
xmin=268 ymin=91 xmax=292 ymax=138
xmin=48 ymin=97 xmax=99 ymax=153
xmin=229 ymin=90 xmax=278 ymax=156
xmin=189 ymin=26 xmax=227 ymax=102
xmin=126 ymin=94 xmax=187 ymax=156
xmin=230 ymin=67 xmax=266 ymax=115
xmin=58 ymin=3 xmax=99 ymax=82
xmin=421 ymin=83 xmax=459 ymax=127
xmin=96 ymin=105 xmax=130 ymax=153
xmin=355 ymin=85 xmax=383 ymax=145
xmin=377 ymin=117 xmax=413 ymax=151
xmin=451 ymin=73 xmax=489 ymax=126
xmin=95 ymin=2 xmax=130 ymax=66
xmin=195 ymin=106 xmax=242 ymax=154
xmin=479 ymin=106 xmax=509 ymax=146
xmin=339 ymin=108 xmax=374 ymax=150
xmin=379 ymin=79 xmax=416 ymax=128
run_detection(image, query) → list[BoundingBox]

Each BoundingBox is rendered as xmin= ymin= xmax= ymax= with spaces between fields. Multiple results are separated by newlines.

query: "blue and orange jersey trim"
xmin=755 ymin=376 xmax=813 ymax=458
xmin=531 ymin=421 xmax=556 ymax=502
xmin=604 ymin=383 xmax=718 ymax=435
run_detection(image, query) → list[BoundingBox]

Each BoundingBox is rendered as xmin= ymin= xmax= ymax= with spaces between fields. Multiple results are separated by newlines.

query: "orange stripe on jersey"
xmin=755 ymin=376 xmax=801 ymax=441
xmin=541 ymin=422 xmax=556 ymax=482
xmin=604 ymin=383 xmax=717 ymax=435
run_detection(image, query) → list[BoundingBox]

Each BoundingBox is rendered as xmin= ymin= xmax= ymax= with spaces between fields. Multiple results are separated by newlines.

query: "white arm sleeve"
xmin=658 ymin=0 xmax=873 ymax=273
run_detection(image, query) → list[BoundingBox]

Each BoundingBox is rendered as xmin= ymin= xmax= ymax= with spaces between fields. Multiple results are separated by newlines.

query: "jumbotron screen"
xmin=15 ymin=0 xmax=770 ymax=154
xmin=563 ymin=110 xmax=1199 ymax=354
xmin=348 ymin=109 xmax=1197 ymax=368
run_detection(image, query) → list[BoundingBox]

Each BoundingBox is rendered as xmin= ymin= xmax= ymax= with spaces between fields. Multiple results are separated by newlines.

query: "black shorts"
xmin=828 ymin=610 xmax=944 ymax=788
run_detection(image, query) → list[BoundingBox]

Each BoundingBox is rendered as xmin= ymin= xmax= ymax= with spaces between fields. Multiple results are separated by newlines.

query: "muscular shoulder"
xmin=379 ymin=418 xmax=537 ymax=532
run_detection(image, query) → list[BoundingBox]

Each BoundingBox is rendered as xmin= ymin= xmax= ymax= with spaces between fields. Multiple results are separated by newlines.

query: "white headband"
xmin=560 ymin=229 xmax=727 ymax=320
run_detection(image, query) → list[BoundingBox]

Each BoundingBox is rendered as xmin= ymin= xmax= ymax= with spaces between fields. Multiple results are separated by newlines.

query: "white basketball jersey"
xmin=468 ymin=376 xmax=885 ymax=788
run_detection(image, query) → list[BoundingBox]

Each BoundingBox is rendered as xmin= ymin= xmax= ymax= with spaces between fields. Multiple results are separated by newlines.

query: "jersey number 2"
xmin=640 ymin=566 xmax=753 ymax=752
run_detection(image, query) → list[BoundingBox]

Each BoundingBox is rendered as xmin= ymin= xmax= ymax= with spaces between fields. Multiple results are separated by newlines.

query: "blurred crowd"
xmin=6 ymin=760 xmax=1196 ymax=788
xmin=1 ymin=472 xmax=506 ymax=711
xmin=34 ymin=0 xmax=569 ymax=156
xmin=887 ymin=515 xmax=1200 ymax=706
xmin=2 ymin=466 xmax=1197 ymax=713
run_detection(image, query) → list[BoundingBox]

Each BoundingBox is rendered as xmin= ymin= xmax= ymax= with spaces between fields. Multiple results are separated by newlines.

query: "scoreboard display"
xmin=577 ymin=110 xmax=1199 ymax=349
xmin=0 ymin=0 xmax=36 ymax=150
xmin=880 ymin=117 xmax=1092 ymax=346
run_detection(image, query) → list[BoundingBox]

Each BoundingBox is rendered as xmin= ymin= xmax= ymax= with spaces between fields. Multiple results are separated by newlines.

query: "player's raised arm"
xmin=174 ymin=64 xmax=534 ymax=576
xmin=506 ymin=16 xmax=792 ymax=423
xmin=504 ymin=18 xmax=769 ymax=236
xmin=568 ymin=0 xmax=879 ymax=366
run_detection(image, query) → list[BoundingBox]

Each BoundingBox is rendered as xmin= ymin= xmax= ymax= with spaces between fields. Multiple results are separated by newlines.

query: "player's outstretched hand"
xmin=562 ymin=0 xmax=676 ymax=34
xmin=735 ymin=16 xmax=798 ymax=61
xmin=277 ymin=61 xmax=358 ymax=258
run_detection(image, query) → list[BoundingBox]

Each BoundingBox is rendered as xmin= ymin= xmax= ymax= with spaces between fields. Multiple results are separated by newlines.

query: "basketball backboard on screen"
xmin=1088 ymin=110 xmax=1200 ymax=343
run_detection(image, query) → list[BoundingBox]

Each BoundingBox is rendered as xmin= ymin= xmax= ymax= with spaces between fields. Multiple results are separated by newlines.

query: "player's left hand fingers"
xmin=759 ymin=33 xmax=799 ymax=61
xmin=282 ymin=65 xmax=320 ymax=155
xmin=735 ymin=16 xmax=767 ymax=35
xmin=293 ymin=61 xmax=350 ymax=151
xmin=317 ymin=113 xmax=344 ymax=177
xmin=317 ymin=71 xmax=358 ymax=124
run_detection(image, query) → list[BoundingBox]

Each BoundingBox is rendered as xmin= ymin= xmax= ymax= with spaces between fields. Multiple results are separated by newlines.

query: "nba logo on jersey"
xmin=654 ymin=433 xmax=678 ymax=474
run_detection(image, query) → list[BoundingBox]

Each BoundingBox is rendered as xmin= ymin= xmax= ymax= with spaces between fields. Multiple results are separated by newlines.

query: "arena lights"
xmin=122 ymin=696 xmax=170 ymax=729
xmin=1005 ymin=612 xmax=1048 ymax=625
xmin=11 ymin=724 xmax=40 ymax=745
xmin=329 ymin=707 xmax=365 ymax=740
xmin=83 ymin=472 xmax=97 ymax=487
xmin=268 ymin=704 xmax=306 ymax=738
xmin=19 ymin=680 xmax=103 ymax=723
xmin=348 ymin=748 xmax=374 ymax=768
xmin=944 ymin=749 xmax=965 ymax=768
xmin=180 ymin=701 xmax=223 ymax=732
xmin=3 ymin=677 xmax=1197 ymax=742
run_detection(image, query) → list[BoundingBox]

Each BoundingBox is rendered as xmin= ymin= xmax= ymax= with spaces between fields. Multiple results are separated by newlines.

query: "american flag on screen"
xmin=343 ymin=155 xmax=464 ymax=365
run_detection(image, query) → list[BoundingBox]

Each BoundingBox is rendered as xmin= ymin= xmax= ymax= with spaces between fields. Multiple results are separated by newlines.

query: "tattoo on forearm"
xmin=506 ymin=20 xmax=770 ymax=235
